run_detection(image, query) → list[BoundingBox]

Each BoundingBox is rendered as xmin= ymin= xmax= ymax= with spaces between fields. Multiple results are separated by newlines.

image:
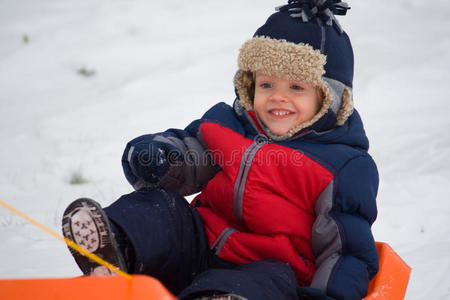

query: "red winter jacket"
xmin=194 ymin=120 xmax=333 ymax=285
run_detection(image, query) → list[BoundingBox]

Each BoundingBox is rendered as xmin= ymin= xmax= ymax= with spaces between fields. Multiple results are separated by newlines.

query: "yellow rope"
xmin=0 ymin=199 xmax=132 ymax=280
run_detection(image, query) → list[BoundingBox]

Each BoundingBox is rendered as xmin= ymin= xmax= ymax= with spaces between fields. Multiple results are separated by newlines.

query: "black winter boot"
xmin=62 ymin=198 xmax=127 ymax=276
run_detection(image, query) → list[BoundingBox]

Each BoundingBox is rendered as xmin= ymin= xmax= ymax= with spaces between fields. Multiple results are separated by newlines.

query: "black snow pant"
xmin=103 ymin=188 xmax=300 ymax=300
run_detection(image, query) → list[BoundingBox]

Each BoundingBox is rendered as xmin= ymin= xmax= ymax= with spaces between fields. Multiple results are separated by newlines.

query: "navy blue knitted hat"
xmin=234 ymin=0 xmax=354 ymax=137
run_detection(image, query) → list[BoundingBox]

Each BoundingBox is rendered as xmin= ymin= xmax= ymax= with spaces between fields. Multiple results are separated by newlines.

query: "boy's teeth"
xmin=273 ymin=110 xmax=290 ymax=116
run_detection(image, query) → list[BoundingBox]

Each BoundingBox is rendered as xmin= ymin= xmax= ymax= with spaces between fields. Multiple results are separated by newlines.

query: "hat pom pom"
xmin=276 ymin=0 xmax=350 ymax=33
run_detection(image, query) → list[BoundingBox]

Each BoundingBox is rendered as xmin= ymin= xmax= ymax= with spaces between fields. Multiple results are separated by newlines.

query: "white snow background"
xmin=0 ymin=0 xmax=449 ymax=299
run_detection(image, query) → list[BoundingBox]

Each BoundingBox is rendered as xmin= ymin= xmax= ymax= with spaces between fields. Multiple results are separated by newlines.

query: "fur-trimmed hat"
xmin=235 ymin=0 xmax=354 ymax=138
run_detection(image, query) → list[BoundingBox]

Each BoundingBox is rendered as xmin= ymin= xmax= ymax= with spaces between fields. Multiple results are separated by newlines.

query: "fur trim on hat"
xmin=336 ymin=87 xmax=353 ymax=126
xmin=234 ymin=36 xmax=353 ymax=138
xmin=238 ymin=36 xmax=326 ymax=86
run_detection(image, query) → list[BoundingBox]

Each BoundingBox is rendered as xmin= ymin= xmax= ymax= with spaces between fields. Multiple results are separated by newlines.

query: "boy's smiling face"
xmin=253 ymin=73 xmax=321 ymax=136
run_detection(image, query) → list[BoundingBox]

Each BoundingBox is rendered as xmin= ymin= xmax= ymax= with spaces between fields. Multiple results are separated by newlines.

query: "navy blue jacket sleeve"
xmin=310 ymin=154 xmax=379 ymax=300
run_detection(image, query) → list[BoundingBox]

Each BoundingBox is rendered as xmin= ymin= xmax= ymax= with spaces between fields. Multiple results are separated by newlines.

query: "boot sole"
xmin=62 ymin=198 xmax=127 ymax=275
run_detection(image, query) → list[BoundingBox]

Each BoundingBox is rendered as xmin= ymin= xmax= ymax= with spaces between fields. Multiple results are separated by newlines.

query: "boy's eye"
xmin=259 ymin=83 xmax=272 ymax=89
xmin=291 ymin=84 xmax=304 ymax=91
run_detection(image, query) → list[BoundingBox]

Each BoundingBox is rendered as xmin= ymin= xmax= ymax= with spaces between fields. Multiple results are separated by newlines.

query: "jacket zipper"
xmin=233 ymin=138 xmax=267 ymax=222
xmin=211 ymin=227 xmax=237 ymax=255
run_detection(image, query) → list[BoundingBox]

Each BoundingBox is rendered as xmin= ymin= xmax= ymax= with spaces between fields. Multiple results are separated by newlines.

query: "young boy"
xmin=62 ymin=1 xmax=379 ymax=299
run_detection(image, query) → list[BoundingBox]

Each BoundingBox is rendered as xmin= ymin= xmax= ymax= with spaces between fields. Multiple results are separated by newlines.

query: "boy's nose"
xmin=269 ymin=88 xmax=288 ymax=102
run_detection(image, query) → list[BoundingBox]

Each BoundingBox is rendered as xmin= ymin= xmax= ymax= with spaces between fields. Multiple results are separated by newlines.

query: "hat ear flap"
xmin=234 ymin=70 xmax=255 ymax=110
xmin=336 ymin=86 xmax=353 ymax=126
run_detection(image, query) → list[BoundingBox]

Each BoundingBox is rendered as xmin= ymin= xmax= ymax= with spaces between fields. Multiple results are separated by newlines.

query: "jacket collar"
xmin=233 ymin=98 xmax=369 ymax=150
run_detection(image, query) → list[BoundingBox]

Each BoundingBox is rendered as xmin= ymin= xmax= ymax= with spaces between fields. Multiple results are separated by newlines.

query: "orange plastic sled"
xmin=0 ymin=275 xmax=176 ymax=300
xmin=363 ymin=242 xmax=411 ymax=300
xmin=0 ymin=242 xmax=410 ymax=300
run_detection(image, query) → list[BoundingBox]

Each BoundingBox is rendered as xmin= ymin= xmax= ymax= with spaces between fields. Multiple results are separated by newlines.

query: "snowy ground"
xmin=0 ymin=0 xmax=449 ymax=299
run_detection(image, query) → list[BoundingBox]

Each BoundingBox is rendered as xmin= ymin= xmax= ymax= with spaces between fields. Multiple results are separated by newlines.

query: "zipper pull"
xmin=254 ymin=134 xmax=270 ymax=145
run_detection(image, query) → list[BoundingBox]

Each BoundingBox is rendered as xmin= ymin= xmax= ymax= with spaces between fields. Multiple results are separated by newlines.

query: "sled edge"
xmin=363 ymin=242 xmax=411 ymax=300
xmin=0 ymin=275 xmax=176 ymax=300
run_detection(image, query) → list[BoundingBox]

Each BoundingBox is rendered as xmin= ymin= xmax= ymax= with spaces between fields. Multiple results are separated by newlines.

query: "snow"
xmin=0 ymin=0 xmax=449 ymax=299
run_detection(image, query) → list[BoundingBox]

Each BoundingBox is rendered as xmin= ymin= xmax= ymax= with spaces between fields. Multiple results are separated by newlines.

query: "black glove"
xmin=122 ymin=134 xmax=183 ymax=186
